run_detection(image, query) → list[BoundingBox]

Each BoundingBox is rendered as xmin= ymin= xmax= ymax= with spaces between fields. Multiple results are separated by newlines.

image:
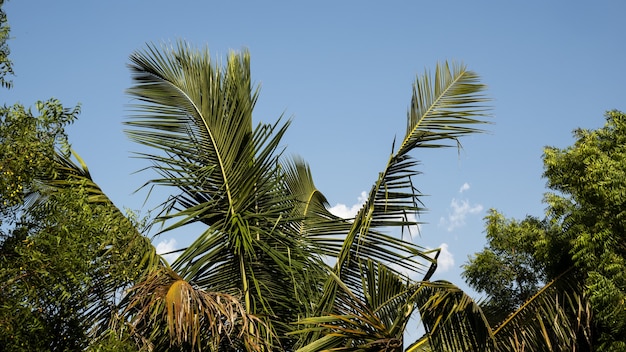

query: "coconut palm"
xmin=120 ymin=40 xmax=494 ymax=351
xmin=28 ymin=41 xmax=590 ymax=351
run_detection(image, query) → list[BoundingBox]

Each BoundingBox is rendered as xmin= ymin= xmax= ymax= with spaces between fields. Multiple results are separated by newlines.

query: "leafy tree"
xmin=0 ymin=2 xmax=157 ymax=348
xmin=463 ymin=110 xmax=626 ymax=351
xmin=0 ymin=99 xmax=159 ymax=351
xmin=461 ymin=210 xmax=558 ymax=324
xmin=0 ymin=99 xmax=80 ymax=350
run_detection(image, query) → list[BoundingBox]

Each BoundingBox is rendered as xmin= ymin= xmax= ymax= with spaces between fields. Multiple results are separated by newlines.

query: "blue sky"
xmin=4 ymin=0 xmax=625 ymax=314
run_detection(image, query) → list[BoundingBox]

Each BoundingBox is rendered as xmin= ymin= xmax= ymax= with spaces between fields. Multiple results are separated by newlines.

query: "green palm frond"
xmin=342 ymin=61 xmax=489 ymax=275
xmin=308 ymin=62 xmax=490 ymax=336
xmin=399 ymin=61 xmax=490 ymax=155
xmin=412 ymin=281 xmax=495 ymax=352
xmin=405 ymin=336 xmax=433 ymax=352
xmin=126 ymin=42 xmax=269 ymax=228
xmin=407 ymin=270 xmax=592 ymax=352
xmin=492 ymin=268 xmax=591 ymax=351
xmin=295 ymin=262 xmax=413 ymax=352
xmin=282 ymin=156 xmax=349 ymax=260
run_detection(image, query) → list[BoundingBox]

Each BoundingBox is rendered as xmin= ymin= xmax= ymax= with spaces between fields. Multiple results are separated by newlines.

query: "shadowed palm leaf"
xmin=295 ymin=261 xmax=413 ymax=352
xmin=411 ymin=281 xmax=495 ymax=352
xmin=406 ymin=270 xmax=591 ymax=352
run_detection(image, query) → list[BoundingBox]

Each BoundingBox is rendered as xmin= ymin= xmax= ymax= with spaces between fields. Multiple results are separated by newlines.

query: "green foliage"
xmin=543 ymin=110 xmax=626 ymax=349
xmin=2 ymin=186 xmax=107 ymax=350
xmin=0 ymin=100 xmax=79 ymax=219
xmin=0 ymin=98 xmax=154 ymax=351
xmin=0 ymin=102 xmax=79 ymax=339
xmin=463 ymin=110 xmax=626 ymax=351
xmin=462 ymin=210 xmax=563 ymax=323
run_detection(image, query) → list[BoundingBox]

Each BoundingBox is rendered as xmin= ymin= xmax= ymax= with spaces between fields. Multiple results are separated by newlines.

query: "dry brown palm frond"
xmin=124 ymin=267 xmax=270 ymax=351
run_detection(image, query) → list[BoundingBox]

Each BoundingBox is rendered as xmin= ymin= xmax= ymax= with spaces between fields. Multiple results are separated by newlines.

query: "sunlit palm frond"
xmin=343 ymin=61 xmax=489 ymax=274
xmin=404 ymin=336 xmax=434 ymax=352
xmin=125 ymin=42 xmax=261 ymax=228
xmin=309 ymin=62 xmax=490 ymax=334
xmin=492 ymin=268 xmax=591 ymax=351
xmin=399 ymin=61 xmax=490 ymax=155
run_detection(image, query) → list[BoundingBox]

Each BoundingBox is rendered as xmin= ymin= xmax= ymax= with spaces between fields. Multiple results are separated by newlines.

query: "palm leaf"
xmin=125 ymin=42 xmax=326 ymax=348
xmin=492 ymin=268 xmax=592 ymax=351
xmin=36 ymin=150 xmax=162 ymax=342
xmin=399 ymin=61 xmax=490 ymax=155
xmin=306 ymin=62 xmax=490 ymax=345
xmin=295 ymin=262 xmax=413 ymax=352
xmin=412 ymin=281 xmax=495 ymax=352
xmin=408 ymin=269 xmax=592 ymax=352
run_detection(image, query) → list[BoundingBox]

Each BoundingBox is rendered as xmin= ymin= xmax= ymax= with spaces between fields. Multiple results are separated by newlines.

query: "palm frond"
xmin=412 ymin=281 xmax=495 ymax=352
xmin=125 ymin=42 xmax=327 ymax=348
xmin=492 ymin=268 xmax=591 ymax=351
xmin=125 ymin=41 xmax=264 ymax=229
xmin=295 ymin=262 xmax=412 ymax=352
xmin=124 ymin=266 xmax=270 ymax=351
xmin=399 ymin=61 xmax=490 ymax=155
xmin=309 ymin=61 xmax=490 ymax=332
xmin=405 ymin=336 xmax=433 ymax=352
xmin=341 ymin=61 xmax=489 ymax=276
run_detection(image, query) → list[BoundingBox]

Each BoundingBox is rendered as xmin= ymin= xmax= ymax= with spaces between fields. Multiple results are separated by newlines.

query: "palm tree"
xmin=119 ymin=41 xmax=494 ymax=351
xmin=34 ymin=41 xmax=589 ymax=351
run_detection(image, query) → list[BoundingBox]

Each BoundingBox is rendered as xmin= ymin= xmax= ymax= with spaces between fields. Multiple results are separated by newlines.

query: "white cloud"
xmin=459 ymin=182 xmax=470 ymax=193
xmin=329 ymin=191 xmax=367 ymax=219
xmin=439 ymin=198 xmax=483 ymax=232
xmin=156 ymin=238 xmax=180 ymax=264
xmin=328 ymin=192 xmax=422 ymax=237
